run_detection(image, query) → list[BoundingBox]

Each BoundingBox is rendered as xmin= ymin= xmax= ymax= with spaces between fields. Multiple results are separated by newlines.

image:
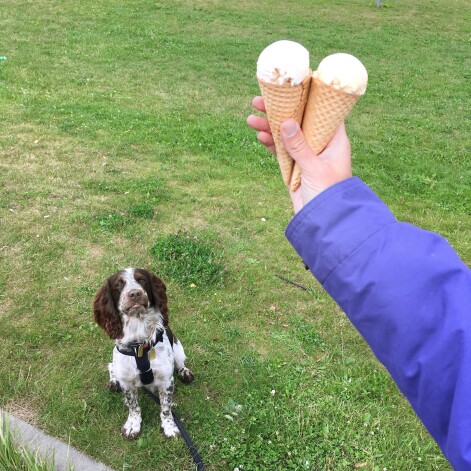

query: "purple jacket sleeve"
xmin=285 ymin=177 xmax=471 ymax=470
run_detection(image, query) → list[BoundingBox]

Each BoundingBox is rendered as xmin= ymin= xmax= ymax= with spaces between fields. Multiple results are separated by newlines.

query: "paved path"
xmin=1 ymin=410 xmax=115 ymax=471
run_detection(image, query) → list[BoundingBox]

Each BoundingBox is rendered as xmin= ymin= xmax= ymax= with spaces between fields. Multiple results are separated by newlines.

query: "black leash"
xmin=142 ymin=387 xmax=205 ymax=471
xmin=274 ymin=274 xmax=308 ymax=291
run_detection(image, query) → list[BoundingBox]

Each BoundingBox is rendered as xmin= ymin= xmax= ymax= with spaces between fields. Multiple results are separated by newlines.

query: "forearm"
xmin=286 ymin=177 xmax=471 ymax=469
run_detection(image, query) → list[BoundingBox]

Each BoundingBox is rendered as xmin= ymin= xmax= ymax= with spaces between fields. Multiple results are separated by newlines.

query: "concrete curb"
xmin=1 ymin=410 xmax=115 ymax=471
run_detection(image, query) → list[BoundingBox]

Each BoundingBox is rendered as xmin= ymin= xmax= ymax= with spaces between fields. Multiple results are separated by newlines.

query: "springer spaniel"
xmin=93 ymin=268 xmax=194 ymax=439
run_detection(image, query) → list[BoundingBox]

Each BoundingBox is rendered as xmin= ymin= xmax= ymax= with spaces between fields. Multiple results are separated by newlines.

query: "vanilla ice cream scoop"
xmin=313 ymin=53 xmax=368 ymax=95
xmin=257 ymin=40 xmax=310 ymax=86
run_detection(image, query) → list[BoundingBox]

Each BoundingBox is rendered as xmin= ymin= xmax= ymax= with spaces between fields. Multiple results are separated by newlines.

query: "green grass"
xmin=150 ymin=230 xmax=227 ymax=286
xmin=0 ymin=418 xmax=72 ymax=471
xmin=0 ymin=0 xmax=469 ymax=470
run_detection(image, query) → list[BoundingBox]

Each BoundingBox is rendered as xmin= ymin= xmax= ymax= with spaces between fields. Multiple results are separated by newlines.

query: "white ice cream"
xmin=314 ymin=53 xmax=368 ymax=95
xmin=257 ymin=40 xmax=310 ymax=86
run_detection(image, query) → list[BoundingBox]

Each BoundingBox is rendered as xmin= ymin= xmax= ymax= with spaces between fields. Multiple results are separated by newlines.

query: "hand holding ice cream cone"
xmin=281 ymin=119 xmax=352 ymax=212
xmin=248 ymin=98 xmax=352 ymax=213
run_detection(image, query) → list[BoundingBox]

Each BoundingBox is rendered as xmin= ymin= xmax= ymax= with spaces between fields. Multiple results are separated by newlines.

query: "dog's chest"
xmin=119 ymin=310 xmax=163 ymax=346
xmin=113 ymin=337 xmax=174 ymax=387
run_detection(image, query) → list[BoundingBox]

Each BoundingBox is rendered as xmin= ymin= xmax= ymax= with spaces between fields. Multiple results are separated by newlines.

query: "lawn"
xmin=0 ymin=0 xmax=469 ymax=470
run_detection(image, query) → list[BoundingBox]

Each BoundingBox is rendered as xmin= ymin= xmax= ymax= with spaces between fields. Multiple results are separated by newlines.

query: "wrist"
xmin=300 ymin=176 xmax=351 ymax=207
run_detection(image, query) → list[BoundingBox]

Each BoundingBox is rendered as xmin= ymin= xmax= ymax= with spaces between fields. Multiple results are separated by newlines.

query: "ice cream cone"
xmin=289 ymin=77 xmax=361 ymax=192
xmin=258 ymin=72 xmax=311 ymax=186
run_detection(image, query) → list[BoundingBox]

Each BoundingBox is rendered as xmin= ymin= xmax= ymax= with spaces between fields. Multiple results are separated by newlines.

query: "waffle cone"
xmin=290 ymin=77 xmax=361 ymax=192
xmin=258 ymin=73 xmax=311 ymax=186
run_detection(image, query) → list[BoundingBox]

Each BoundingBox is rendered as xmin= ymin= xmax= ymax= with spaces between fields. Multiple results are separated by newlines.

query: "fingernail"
xmin=282 ymin=119 xmax=298 ymax=137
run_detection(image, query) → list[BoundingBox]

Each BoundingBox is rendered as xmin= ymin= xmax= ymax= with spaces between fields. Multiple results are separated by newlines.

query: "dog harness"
xmin=116 ymin=329 xmax=173 ymax=385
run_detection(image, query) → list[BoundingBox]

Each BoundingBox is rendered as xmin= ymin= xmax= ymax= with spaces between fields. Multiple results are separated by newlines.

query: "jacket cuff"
xmin=285 ymin=177 xmax=397 ymax=284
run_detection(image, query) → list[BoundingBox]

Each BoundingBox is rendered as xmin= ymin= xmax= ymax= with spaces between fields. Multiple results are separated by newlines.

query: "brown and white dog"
xmin=93 ymin=268 xmax=194 ymax=439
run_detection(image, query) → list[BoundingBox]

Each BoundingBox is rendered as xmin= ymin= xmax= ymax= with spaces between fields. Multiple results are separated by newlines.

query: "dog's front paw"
xmin=178 ymin=367 xmax=195 ymax=384
xmin=161 ymin=418 xmax=180 ymax=439
xmin=121 ymin=417 xmax=141 ymax=440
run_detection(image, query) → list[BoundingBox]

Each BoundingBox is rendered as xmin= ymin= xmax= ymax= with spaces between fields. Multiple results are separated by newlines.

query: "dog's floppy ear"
xmin=147 ymin=271 xmax=169 ymax=327
xmin=93 ymin=278 xmax=123 ymax=339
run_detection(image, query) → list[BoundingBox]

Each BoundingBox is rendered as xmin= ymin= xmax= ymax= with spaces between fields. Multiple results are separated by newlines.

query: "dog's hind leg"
xmin=172 ymin=338 xmax=195 ymax=384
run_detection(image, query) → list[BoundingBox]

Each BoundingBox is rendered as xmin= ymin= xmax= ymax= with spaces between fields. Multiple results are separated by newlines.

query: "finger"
xmin=247 ymin=114 xmax=271 ymax=134
xmin=257 ymin=131 xmax=276 ymax=155
xmin=251 ymin=96 xmax=267 ymax=114
xmin=280 ymin=119 xmax=316 ymax=164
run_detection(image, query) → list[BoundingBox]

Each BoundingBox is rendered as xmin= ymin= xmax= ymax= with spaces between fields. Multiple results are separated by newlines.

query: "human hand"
xmin=247 ymin=96 xmax=352 ymax=213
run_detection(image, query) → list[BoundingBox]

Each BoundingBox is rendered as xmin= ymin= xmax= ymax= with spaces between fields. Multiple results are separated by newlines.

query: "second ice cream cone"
xmin=289 ymin=77 xmax=360 ymax=192
xmin=258 ymin=73 xmax=311 ymax=186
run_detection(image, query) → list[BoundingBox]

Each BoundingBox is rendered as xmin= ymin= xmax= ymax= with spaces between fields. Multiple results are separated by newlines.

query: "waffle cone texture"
xmin=289 ymin=78 xmax=361 ymax=191
xmin=258 ymin=73 xmax=311 ymax=186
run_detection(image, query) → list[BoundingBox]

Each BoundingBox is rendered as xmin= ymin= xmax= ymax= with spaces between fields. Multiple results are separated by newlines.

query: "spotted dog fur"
xmin=94 ymin=268 xmax=194 ymax=439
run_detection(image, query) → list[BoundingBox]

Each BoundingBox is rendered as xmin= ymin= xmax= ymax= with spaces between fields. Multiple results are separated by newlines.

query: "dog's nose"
xmin=128 ymin=289 xmax=142 ymax=300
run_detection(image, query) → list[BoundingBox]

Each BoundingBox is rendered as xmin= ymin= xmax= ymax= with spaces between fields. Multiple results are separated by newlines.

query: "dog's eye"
xmin=136 ymin=278 xmax=145 ymax=285
xmin=115 ymin=280 xmax=124 ymax=289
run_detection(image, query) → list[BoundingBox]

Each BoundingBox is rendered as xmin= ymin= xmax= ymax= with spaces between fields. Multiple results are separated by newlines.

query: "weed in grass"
xmin=289 ymin=316 xmax=326 ymax=353
xmin=129 ymin=201 xmax=154 ymax=219
xmin=150 ymin=230 xmax=227 ymax=287
xmin=95 ymin=211 xmax=131 ymax=232
xmin=0 ymin=417 xmax=72 ymax=471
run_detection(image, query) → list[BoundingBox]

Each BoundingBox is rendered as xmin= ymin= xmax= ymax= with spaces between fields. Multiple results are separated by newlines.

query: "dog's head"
xmin=93 ymin=268 xmax=168 ymax=339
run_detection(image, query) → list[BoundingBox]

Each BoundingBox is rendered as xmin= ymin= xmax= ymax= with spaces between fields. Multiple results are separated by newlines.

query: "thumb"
xmin=280 ymin=119 xmax=315 ymax=164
